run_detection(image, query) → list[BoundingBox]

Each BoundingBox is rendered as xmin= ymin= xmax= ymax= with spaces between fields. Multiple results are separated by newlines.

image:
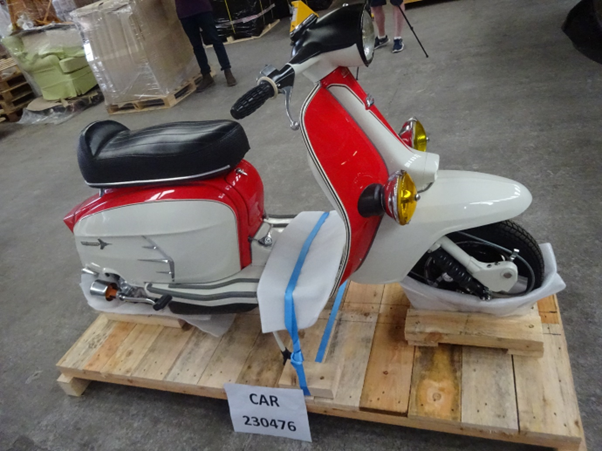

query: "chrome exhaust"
xmin=90 ymin=280 xmax=118 ymax=301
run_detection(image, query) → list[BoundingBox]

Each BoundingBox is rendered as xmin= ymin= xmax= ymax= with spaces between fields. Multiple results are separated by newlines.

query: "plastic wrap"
xmin=71 ymin=0 xmax=199 ymax=106
xmin=18 ymin=88 xmax=102 ymax=124
xmin=51 ymin=0 xmax=96 ymax=21
xmin=212 ymin=0 xmax=277 ymax=41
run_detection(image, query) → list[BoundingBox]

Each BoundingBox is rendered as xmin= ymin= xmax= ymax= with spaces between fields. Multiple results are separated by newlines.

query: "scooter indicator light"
xmin=384 ymin=170 xmax=418 ymax=225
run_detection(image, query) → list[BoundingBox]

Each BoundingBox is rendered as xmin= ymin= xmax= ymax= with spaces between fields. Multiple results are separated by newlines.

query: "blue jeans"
xmin=180 ymin=12 xmax=231 ymax=75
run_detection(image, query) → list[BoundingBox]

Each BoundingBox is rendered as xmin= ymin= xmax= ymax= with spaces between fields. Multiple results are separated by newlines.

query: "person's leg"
xmin=196 ymin=12 xmax=231 ymax=71
xmin=392 ymin=1 xmax=405 ymax=38
xmin=371 ymin=5 xmax=386 ymax=38
xmin=180 ymin=15 xmax=212 ymax=75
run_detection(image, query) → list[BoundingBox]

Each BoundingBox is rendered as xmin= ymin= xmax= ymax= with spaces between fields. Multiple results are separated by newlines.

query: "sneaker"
xmin=224 ymin=69 xmax=237 ymax=87
xmin=374 ymin=35 xmax=389 ymax=49
xmin=196 ymin=74 xmax=215 ymax=92
xmin=392 ymin=38 xmax=405 ymax=53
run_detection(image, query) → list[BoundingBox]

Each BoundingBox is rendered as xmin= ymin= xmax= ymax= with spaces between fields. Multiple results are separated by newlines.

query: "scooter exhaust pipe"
xmin=90 ymin=280 xmax=118 ymax=301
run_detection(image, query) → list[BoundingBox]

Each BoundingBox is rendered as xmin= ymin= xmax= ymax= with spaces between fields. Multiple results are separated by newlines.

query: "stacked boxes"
xmin=71 ymin=0 xmax=199 ymax=106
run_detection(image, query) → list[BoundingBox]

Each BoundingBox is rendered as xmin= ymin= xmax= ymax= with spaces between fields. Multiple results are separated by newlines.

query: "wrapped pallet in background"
xmin=71 ymin=0 xmax=199 ymax=106
xmin=211 ymin=0 xmax=277 ymax=41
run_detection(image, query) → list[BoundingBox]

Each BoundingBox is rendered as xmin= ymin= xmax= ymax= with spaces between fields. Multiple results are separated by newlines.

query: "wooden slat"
xmin=164 ymin=329 xmax=222 ymax=385
xmin=102 ymin=313 xmax=186 ymax=328
xmin=56 ymin=316 xmax=117 ymax=369
xmin=408 ymin=345 xmax=462 ymax=423
xmin=312 ymin=316 xmax=377 ymax=410
xmin=360 ymin=320 xmax=414 ymax=414
xmin=100 ymin=324 xmax=162 ymax=376
xmin=514 ymin=334 xmax=582 ymax=445
xmin=197 ymin=315 xmax=261 ymax=389
xmin=344 ymin=282 xmax=385 ymax=305
xmin=461 ymin=347 xmax=518 ymax=433
xmin=279 ymin=361 xmax=342 ymax=399
xmin=82 ymin=321 xmax=137 ymax=372
xmin=405 ymin=308 xmax=544 ymax=356
xmin=381 ymin=283 xmax=410 ymax=306
xmin=237 ymin=332 xmax=290 ymax=388
xmin=133 ymin=327 xmax=194 ymax=380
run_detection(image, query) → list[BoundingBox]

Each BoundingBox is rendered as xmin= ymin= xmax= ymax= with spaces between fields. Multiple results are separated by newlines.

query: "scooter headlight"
xmin=383 ymin=170 xmax=418 ymax=225
xmin=360 ymin=9 xmax=375 ymax=65
xmin=399 ymin=118 xmax=429 ymax=152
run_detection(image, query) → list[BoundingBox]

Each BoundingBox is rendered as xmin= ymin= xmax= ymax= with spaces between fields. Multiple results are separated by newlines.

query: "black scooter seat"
xmin=77 ymin=120 xmax=250 ymax=188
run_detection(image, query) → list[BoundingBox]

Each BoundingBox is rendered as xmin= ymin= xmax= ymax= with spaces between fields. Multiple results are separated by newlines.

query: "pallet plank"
xmin=57 ymin=315 xmax=117 ymax=369
xmin=82 ymin=321 xmax=137 ymax=372
xmin=237 ymin=331 xmax=289 ymax=387
xmin=164 ymin=329 xmax=222 ymax=384
xmin=313 ymin=317 xmax=377 ymax=410
xmin=360 ymin=320 xmax=414 ymax=414
xmin=405 ymin=308 xmax=544 ymax=356
xmin=461 ymin=347 xmax=518 ymax=433
xmin=102 ymin=313 xmax=186 ymax=328
xmin=514 ymin=333 xmax=582 ymax=445
xmin=198 ymin=315 xmax=261 ymax=389
xmin=408 ymin=345 xmax=462 ymax=423
xmin=133 ymin=327 xmax=195 ymax=380
xmin=100 ymin=324 xmax=162 ymax=376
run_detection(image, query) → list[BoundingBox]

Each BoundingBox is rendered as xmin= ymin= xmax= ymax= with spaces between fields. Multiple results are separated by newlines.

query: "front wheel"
xmin=409 ymin=220 xmax=545 ymax=298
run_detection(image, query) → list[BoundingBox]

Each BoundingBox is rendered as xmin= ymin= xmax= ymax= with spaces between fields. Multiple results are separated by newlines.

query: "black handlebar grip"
xmin=152 ymin=294 xmax=173 ymax=311
xmin=230 ymin=81 xmax=276 ymax=120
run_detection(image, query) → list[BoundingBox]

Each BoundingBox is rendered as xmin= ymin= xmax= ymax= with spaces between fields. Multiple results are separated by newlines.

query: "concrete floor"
xmin=1 ymin=0 xmax=600 ymax=449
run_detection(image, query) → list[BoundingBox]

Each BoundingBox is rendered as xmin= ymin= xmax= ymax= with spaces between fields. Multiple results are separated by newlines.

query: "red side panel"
xmin=302 ymin=68 xmax=390 ymax=280
xmin=63 ymin=161 xmax=264 ymax=268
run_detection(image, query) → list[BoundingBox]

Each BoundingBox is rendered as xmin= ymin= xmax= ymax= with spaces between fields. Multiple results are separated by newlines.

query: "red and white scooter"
xmin=65 ymin=3 xmax=544 ymax=334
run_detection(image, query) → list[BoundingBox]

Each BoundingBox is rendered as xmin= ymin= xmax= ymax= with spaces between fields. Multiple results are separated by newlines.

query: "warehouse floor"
xmin=1 ymin=0 xmax=600 ymax=449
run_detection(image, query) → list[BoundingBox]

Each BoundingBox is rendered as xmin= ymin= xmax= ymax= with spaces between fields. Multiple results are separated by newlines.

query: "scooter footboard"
xmin=350 ymin=170 xmax=533 ymax=284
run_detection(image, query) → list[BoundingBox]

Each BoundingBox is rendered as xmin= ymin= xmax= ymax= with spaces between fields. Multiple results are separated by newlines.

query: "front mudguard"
xmin=350 ymin=170 xmax=533 ymax=284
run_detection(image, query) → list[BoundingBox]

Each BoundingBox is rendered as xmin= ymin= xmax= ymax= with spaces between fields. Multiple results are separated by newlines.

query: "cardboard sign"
xmin=224 ymin=383 xmax=312 ymax=442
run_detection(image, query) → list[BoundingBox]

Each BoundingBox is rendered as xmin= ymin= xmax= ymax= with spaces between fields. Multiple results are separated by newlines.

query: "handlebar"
xmin=230 ymin=81 xmax=276 ymax=120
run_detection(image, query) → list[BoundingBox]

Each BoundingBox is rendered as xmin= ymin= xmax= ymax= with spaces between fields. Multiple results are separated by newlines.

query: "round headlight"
xmin=360 ymin=10 xmax=375 ymax=65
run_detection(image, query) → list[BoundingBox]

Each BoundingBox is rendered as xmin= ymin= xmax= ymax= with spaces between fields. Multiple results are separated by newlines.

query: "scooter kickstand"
xmin=272 ymin=331 xmax=291 ymax=365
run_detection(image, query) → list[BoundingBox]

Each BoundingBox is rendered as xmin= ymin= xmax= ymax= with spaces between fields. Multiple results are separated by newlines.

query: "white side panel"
xmin=74 ymin=200 xmax=240 ymax=285
xmin=351 ymin=170 xmax=533 ymax=284
xmin=327 ymin=85 xmax=440 ymax=190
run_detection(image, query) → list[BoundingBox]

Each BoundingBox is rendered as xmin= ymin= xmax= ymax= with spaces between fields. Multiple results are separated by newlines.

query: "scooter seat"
xmin=257 ymin=211 xmax=347 ymax=333
xmin=78 ymin=120 xmax=250 ymax=188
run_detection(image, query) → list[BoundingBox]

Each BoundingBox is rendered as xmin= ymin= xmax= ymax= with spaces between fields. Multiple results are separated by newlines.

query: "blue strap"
xmin=315 ymin=280 xmax=347 ymax=363
xmin=285 ymin=211 xmax=330 ymax=397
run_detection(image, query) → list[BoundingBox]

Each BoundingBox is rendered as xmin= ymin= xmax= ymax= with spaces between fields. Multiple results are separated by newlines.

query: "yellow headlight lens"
xmin=396 ymin=171 xmax=418 ymax=225
xmin=412 ymin=120 xmax=428 ymax=152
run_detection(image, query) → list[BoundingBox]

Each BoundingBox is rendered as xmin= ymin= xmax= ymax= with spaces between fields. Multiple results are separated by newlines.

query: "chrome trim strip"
xmin=168 ymin=278 xmax=260 ymax=289
xmin=85 ymin=165 xmax=231 ymax=188
xmin=140 ymin=236 xmax=175 ymax=282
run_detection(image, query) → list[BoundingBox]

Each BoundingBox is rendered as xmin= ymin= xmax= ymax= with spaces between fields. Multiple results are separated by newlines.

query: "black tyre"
xmin=410 ymin=220 xmax=545 ymax=297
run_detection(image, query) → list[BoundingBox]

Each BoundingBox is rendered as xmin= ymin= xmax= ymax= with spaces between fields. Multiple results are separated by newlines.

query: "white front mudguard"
xmin=351 ymin=170 xmax=533 ymax=284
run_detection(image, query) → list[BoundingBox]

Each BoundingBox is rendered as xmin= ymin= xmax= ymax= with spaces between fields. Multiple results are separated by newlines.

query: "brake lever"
xmin=281 ymin=86 xmax=300 ymax=131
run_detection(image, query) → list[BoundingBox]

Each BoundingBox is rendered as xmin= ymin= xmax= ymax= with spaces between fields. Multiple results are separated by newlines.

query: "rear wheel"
xmin=409 ymin=220 xmax=545 ymax=298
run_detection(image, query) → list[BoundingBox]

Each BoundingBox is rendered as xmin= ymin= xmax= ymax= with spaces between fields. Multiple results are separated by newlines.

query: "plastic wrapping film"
xmin=51 ymin=0 xmax=96 ymax=21
xmin=70 ymin=0 xmax=199 ymax=105
xmin=211 ymin=0 xmax=277 ymax=41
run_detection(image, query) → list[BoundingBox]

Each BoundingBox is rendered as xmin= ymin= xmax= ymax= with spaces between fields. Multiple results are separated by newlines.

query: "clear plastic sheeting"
xmin=71 ymin=0 xmax=199 ymax=106
xmin=51 ymin=0 xmax=97 ymax=21
xmin=18 ymin=89 xmax=102 ymax=124
xmin=400 ymin=243 xmax=566 ymax=317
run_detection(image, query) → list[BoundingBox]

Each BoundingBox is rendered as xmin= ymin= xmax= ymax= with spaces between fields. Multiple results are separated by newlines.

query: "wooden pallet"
xmin=404 ymin=306 xmax=545 ymax=357
xmin=57 ymin=284 xmax=587 ymax=451
xmin=107 ymin=74 xmax=202 ymax=115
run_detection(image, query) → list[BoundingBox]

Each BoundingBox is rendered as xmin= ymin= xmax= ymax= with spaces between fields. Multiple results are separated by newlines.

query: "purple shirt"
xmin=175 ymin=0 xmax=212 ymax=19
